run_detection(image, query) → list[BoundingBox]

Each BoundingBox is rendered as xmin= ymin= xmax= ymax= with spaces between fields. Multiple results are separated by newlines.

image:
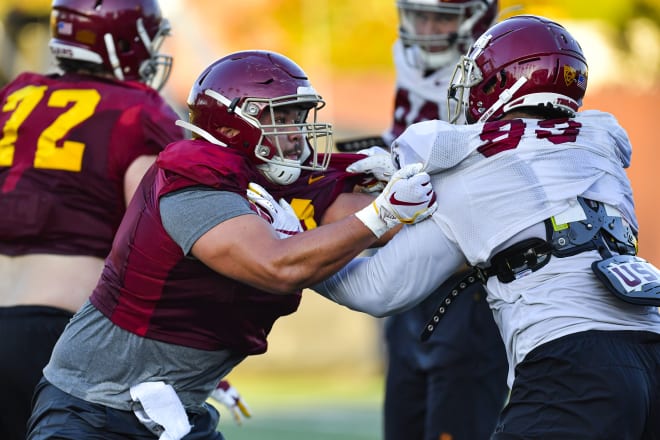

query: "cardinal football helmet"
xmin=397 ymin=0 xmax=498 ymax=70
xmin=180 ymin=50 xmax=333 ymax=186
xmin=448 ymin=15 xmax=588 ymax=124
xmin=49 ymin=0 xmax=172 ymax=90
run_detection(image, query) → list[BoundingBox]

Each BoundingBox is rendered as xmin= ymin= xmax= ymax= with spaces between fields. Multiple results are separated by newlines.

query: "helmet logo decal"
xmin=564 ymin=65 xmax=577 ymax=86
xmin=564 ymin=66 xmax=587 ymax=90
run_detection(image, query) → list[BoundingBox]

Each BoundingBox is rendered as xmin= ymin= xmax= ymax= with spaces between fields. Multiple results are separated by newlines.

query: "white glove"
xmin=346 ymin=146 xmax=396 ymax=194
xmin=209 ymin=380 xmax=252 ymax=426
xmin=247 ymin=182 xmax=303 ymax=238
xmin=355 ymin=163 xmax=437 ymax=238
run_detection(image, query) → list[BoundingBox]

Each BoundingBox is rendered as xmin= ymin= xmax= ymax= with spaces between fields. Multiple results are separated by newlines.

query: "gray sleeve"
xmin=160 ymin=188 xmax=254 ymax=255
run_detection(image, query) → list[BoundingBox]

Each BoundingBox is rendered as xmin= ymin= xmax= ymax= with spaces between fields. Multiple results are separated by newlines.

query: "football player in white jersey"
xmin=316 ymin=15 xmax=660 ymax=439
xmin=381 ymin=1 xmax=508 ymax=439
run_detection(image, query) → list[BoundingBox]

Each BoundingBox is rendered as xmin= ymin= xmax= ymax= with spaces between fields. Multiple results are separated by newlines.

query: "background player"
xmin=0 ymin=1 xmax=182 ymax=438
xmin=317 ymin=14 xmax=660 ymax=439
xmin=351 ymin=1 xmax=509 ymax=438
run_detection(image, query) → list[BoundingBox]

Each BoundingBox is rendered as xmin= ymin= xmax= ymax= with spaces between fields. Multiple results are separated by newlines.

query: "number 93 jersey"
xmin=0 ymin=72 xmax=183 ymax=258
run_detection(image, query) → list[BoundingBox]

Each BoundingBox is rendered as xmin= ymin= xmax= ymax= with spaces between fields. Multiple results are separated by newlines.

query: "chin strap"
xmin=478 ymin=76 xmax=528 ymax=122
xmin=104 ymin=33 xmax=124 ymax=81
xmin=175 ymin=120 xmax=227 ymax=147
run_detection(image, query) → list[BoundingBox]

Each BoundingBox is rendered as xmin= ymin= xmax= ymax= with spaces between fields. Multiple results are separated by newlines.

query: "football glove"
xmin=346 ymin=146 xmax=396 ymax=194
xmin=209 ymin=380 xmax=252 ymax=426
xmin=355 ymin=163 xmax=437 ymax=238
xmin=247 ymin=182 xmax=303 ymax=238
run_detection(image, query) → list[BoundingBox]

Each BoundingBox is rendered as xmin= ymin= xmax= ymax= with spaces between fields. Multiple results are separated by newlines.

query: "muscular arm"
xmin=319 ymin=192 xmax=400 ymax=246
xmin=191 ymin=212 xmax=379 ymax=294
xmin=313 ymin=216 xmax=465 ymax=317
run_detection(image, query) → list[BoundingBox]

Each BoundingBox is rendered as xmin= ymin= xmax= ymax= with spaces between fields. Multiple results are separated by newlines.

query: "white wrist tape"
xmin=355 ymin=201 xmax=390 ymax=238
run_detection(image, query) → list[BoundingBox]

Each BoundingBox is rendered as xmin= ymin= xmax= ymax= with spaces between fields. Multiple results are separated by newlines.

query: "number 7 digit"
xmin=0 ymin=86 xmax=100 ymax=171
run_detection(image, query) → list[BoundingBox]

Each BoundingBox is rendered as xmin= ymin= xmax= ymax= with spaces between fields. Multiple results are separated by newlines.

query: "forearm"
xmin=265 ymin=214 xmax=380 ymax=291
xmin=196 ymin=163 xmax=437 ymax=294
xmin=313 ymin=219 xmax=464 ymax=316
xmin=194 ymin=212 xmax=384 ymax=295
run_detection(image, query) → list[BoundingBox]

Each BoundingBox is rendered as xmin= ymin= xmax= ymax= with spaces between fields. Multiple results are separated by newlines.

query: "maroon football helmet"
xmin=448 ymin=15 xmax=588 ymax=123
xmin=49 ymin=0 xmax=172 ymax=90
xmin=181 ymin=50 xmax=332 ymax=185
xmin=397 ymin=0 xmax=498 ymax=69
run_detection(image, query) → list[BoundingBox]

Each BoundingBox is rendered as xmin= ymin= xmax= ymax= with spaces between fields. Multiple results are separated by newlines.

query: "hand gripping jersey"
xmin=0 ymin=72 xmax=183 ymax=257
xmin=271 ymin=152 xmax=367 ymax=231
xmin=89 ymin=141 xmax=363 ymax=353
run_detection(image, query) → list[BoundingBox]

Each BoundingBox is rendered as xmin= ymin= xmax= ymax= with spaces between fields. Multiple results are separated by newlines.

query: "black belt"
xmin=420 ymin=198 xmax=638 ymax=342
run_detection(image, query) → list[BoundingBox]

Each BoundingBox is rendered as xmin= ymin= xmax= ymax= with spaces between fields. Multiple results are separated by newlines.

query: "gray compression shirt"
xmin=160 ymin=187 xmax=254 ymax=254
xmin=42 ymin=188 xmax=254 ymax=411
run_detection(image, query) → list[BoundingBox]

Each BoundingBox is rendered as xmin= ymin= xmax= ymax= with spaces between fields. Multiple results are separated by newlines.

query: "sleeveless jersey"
xmin=89 ymin=142 xmax=362 ymax=353
xmin=0 ymin=72 xmax=183 ymax=257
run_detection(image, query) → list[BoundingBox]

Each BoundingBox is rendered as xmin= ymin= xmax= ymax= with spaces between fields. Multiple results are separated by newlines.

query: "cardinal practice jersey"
xmin=271 ymin=152 xmax=366 ymax=231
xmin=0 ymin=72 xmax=183 ymax=257
xmin=90 ymin=142 xmax=364 ymax=353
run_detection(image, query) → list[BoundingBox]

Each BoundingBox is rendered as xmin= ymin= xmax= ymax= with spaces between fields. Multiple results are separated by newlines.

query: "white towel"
xmin=130 ymin=381 xmax=192 ymax=440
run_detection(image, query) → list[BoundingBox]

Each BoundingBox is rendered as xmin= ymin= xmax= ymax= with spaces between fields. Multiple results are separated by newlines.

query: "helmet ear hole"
xmin=482 ymin=75 xmax=498 ymax=95
xmin=117 ymin=39 xmax=130 ymax=53
xmin=498 ymin=70 xmax=507 ymax=88
xmin=218 ymin=126 xmax=240 ymax=139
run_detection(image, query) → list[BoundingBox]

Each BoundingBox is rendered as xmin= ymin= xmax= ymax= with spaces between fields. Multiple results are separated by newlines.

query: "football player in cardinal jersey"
xmin=351 ymin=1 xmax=509 ymax=439
xmin=317 ymin=15 xmax=660 ymax=439
xmin=0 ymin=1 xmax=184 ymax=439
xmin=26 ymin=49 xmax=437 ymax=439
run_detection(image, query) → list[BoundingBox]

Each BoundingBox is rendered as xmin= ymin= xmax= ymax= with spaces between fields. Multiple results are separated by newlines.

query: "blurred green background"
xmin=1 ymin=1 xmax=659 ymax=438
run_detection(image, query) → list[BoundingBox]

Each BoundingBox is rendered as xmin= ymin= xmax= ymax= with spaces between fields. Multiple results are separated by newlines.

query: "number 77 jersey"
xmin=0 ymin=71 xmax=183 ymax=258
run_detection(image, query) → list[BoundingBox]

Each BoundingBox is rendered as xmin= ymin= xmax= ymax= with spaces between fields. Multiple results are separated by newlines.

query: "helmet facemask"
xmin=245 ymin=92 xmax=332 ymax=185
xmin=180 ymin=87 xmax=333 ymax=186
xmin=397 ymin=0 xmax=492 ymax=70
xmin=447 ymin=33 xmax=488 ymax=124
xmin=135 ymin=17 xmax=173 ymax=90
xmin=448 ymin=34 xmax=530 ymax=124
xmin=106 ymin=17 xmax=173 ymax=90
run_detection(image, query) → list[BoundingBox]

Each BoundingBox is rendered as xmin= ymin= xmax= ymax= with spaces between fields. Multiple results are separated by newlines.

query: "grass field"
xmin=209 ymin=373 xmax=384 ymax=440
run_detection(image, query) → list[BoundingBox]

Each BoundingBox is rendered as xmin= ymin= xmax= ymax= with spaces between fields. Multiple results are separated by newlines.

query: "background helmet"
xmin=448 ymin=14 xmax=588 ymax=124
xmin=397 ymin=0 xmax=498 ymax=70
xmin=49 ymin=0 xmax=172 ymax=90
xmin=182 ymin=50 xmax=333 ymax=186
